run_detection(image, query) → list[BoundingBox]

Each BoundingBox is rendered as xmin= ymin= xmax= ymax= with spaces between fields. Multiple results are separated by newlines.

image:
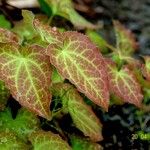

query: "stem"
xmin=48 ymin=15 xmax=54 ymax=25
xmin=53 ymin=120 xmax=67 ymax=140
xmin=105 ymin=43 xmax=117 ymax=52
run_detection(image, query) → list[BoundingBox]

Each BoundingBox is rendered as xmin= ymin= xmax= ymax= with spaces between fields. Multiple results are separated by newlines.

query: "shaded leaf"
xmin=29 ymin=130 xmax=71 ymax=150
xmin=113 ymin=20 xmax=138 ymax=56
xmin=70 ymin=135 xmax=103 ymax=150
xmin=0 ymin=81 xmax=10 ymax=110
xmin=0 ymin=131 xmax=29 ymax=150
xmin=86 ymin=30 xmax=108 ymax=53
xmin=0 ymin=108 xmax=40 ymax=142
xmin=47 ymin=31 xmax=109 ymax=110
xmin=0 ymin=14 xmax=11 ymax=29
xmin=38 ymin=0 xmax=53 ymax=16
xmin=0 ymin=28 xmax=19 ymax=43
xmin=142 ymin=56 xmax=150 ymax=82
xmin=51 ymin=83 xmax=103 ymax=141
xmin=106 ymin=59 xmax=143 ymax=107
xmin=0 ymin=43 xmax=52 ymax=119
xmin=12 ymin=10 xmax=36 ymax=41
xmin=41 ymin=0 xmax=97 ymax=29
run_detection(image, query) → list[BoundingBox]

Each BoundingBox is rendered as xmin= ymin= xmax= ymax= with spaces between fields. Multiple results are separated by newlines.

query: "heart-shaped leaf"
xmin=47 ymin=31 xmax=109 ymax=110
xmin=0 ymin=108 xmax=40 ymax=142
xmin=0 ymin=43 xmax=52 ymax=119
xmin=106 ymin=59 xmax=143 ymax=107
xmin=29 ymin=130 xmax=71 ymax=150
xmin=51 ymin=83 xmax=103 ymax=141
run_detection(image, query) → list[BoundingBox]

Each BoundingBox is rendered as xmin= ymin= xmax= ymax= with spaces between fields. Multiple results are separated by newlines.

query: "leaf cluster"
xmin=0 ymin=0 xmax=149 ymax=149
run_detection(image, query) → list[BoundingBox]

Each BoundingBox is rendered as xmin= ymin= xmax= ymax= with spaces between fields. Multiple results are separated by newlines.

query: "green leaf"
xmin=0 ymin=108 xmax=40 ymax=142
xmin=70 ymin=135 xmax=103 ymax=150
xmin=38 ymin=0 xmax=53 ymax=16
xmin=12 ymin=10 xmax=36 ymax=41
xmin=51 ymin=67 xmax=64 ymax=84
xmin=106 ymin=59 xmax=143 ymax=107
xmin=0 ymin=28 xmax=19 ymax=43
xmin=41 ymin=0 xmax=97 ymax=29
xmin=113 ymin=20 xmax=138 ymax=56
xmin=47 ymin=31 xmax=109 ymax=110
xmin=51 ymin=83 xmax=103 ymax=141
xmin=0 ymin=81 xmax=10 ymax=110
xmin=29 ymin=130 xmax=71 ymax=150
xmin=0 ymin=14 xmax=11 ymax=29
xmin=0 ymin=131 xmax=29 ymax=150
xmin=86 ymin=30 xmax=108 ymax=53
xmin=0 ymin=43 xmax=52 ymax=119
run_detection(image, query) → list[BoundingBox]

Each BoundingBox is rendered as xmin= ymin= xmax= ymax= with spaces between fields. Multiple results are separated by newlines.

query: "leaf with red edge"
xmin=51 ymin=83 xmax=103 ymax=141
xmin=113 ymin=20 xmax=138 ymax=56
xmin=33 ymin=19 xmax=62 ymax=46
xmin=29 ymin=130 xmax=71 ymax=150
xmin=0 ymin=43 xmax=52 ymax=119
xmin=0 ymin=28 xmax=19 ymax=43
xmin=142 ymin=56 xmax=150 ymax=82
xmin=106 ymin=59 xmax=143 ymax=107
xmin=47 ymin=31 xmax=109 ymax=110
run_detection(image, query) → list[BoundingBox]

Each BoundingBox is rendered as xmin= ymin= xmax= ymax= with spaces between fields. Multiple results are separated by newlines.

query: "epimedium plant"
xmin=0 ymin=0 xmax=150 ymax=149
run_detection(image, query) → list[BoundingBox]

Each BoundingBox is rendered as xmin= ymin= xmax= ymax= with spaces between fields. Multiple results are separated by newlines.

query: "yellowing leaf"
xmin=142 ymin=56 xmax=150 ymax=82
xmin=41 ymin=0 xmax=98 ymax=29
xmin=0 ymin=28 xmax=19 ymax=43
xmin=29 ymin=130 xmax=71 ymax=150
xmin=0 ymin=81 xmax=10 ymax=110
xmin=0 ymin=108 xmax=40 ymax=142
xmin=113 ymin=20 xmax=138 ymax=56
xmin=51 ymin=83 xmax=103 ymax=141
xmin=106 ymin=60 xmax=143 ymax=107
xmin=70 ymin=135 xmax=103 ymax=150
xmin=0 ymin=43 xmax=52 ymax=119
xmin=0 ymin=131 xmax=29 ymax=150
xmin=47 ymin=31 xmax=109 ymax=110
